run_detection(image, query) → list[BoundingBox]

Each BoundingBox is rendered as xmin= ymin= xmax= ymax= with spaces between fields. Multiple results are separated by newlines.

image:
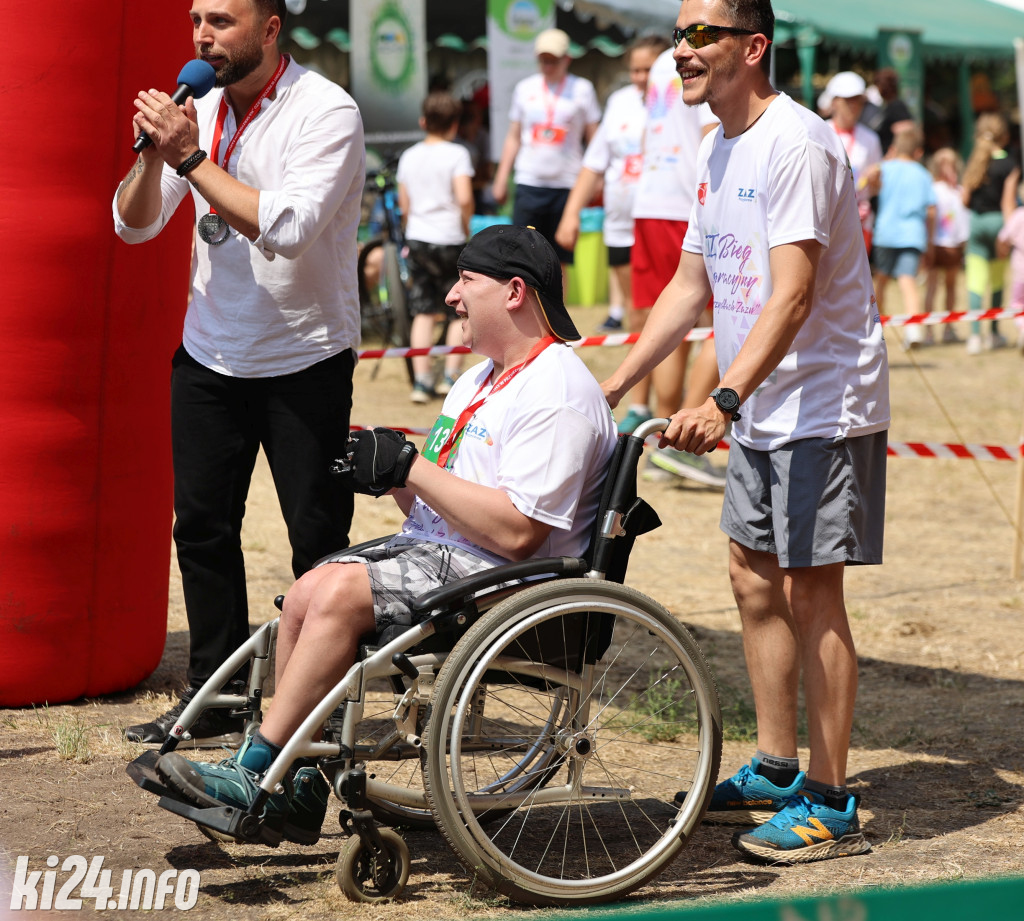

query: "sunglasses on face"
xmin=673 ymin=23 xmax=759 ymax=49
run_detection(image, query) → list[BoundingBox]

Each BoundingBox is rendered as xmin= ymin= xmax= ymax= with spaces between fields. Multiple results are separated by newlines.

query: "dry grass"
xmin=2 ymin=296 xmax=1024 ymax=916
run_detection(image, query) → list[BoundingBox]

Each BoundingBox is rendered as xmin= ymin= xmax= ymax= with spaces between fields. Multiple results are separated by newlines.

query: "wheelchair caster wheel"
xmin=335 ymin=828 xmax=409 ymax=903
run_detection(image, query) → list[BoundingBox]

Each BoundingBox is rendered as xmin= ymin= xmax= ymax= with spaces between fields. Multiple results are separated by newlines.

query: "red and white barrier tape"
xmin=883 ymin=307 xmax=1024 ymax=328
xmin=355 ymin=308 xmax=1024 ymax=362
xmin=350 ymin=426 xmax=1021 ymax=462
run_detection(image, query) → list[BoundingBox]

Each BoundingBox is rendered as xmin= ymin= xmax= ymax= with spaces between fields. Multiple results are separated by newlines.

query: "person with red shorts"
xmin=626 ymin=47 xmax=724 ymax=487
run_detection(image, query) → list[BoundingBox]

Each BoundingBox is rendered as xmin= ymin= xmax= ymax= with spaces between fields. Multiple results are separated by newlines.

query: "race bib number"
xmin=622 ymin=153 xmax=643 ymax=180
xmin=422 ymin=414 xmax=455 ymax=465
xmin=532 ymin=124 xmax=567 ymax=146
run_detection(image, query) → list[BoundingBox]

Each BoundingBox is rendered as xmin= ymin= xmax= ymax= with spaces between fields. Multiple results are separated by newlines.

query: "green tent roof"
xmin=773 ymin=0 xmax=1024 ymax=61
xmin=570 ymin=0 xmax=1024 ymax=61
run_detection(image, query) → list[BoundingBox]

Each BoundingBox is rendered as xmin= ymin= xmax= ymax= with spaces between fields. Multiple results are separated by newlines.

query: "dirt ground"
xmin=2 ymin=305 xmax=1024 ymax=919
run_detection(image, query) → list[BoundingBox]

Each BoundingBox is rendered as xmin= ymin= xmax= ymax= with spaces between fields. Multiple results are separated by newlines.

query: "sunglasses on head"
xmin=673 ymin=23 xmax=760 ymax=49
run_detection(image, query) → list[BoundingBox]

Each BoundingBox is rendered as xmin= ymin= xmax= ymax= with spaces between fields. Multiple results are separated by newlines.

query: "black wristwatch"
xmin=711 ymin=387 xmax=742 ymax=421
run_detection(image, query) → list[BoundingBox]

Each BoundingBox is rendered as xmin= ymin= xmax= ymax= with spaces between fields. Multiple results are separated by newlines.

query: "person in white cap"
xmin=491 ymin=28 xmax=601 ymax=287
xmin=819 ymin=71 xmax=882 ymax=255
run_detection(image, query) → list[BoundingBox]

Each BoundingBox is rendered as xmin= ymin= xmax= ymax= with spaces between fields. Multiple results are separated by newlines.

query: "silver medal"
xmin=197 ymin=213 xmax=230 ymax=246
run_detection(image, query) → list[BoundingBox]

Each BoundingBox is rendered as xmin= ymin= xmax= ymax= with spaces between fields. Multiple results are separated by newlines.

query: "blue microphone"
xmin=132 ymin=59 xmax=218 ymax=153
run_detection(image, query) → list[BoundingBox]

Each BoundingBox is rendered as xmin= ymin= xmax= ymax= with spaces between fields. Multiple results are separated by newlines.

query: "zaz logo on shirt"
xmin=737 ymin=187 xmax=756 ymax=202
xmin=697 ymin=182 xmax=708 ymax=205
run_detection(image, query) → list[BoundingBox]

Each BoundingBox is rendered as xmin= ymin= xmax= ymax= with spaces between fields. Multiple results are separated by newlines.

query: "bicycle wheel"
xmin=379 ymin=241 xmax=410 ymax=349
xmin=422 ymin=579 xmax=722 ymax=907
xmin=380 ymin=241 xmax=414 ymax=385
xmin=358 ymin=239 xmax=392 ymax=346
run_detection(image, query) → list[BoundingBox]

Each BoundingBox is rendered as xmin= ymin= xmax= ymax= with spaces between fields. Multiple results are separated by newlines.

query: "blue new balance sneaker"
xmin=158 ymin=749 xmax=329 ymax=845
xmin=677 ymin=760 xmax=807 ymax=825
xmin=731 ymin=790 xmax=871 ymax=864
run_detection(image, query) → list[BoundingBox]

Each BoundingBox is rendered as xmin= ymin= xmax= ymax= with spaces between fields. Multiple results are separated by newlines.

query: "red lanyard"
xmin=542 ymin=76 xmax=567 ymax=128
xmin=206 ymin=54 xmax=289 ymax=214
xmin=435 ymin=336 xmax=558 ymax=468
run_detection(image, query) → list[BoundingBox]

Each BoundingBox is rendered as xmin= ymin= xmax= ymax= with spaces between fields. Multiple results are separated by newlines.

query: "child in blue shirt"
xmin=870 ymin=124 xmax=936 ymax=347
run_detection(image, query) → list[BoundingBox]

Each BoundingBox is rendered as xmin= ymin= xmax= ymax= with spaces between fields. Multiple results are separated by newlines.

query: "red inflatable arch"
xmin=0 ymin=3 xmax=196 ymax=705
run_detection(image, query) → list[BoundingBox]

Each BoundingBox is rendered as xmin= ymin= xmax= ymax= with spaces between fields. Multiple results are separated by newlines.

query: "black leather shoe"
xmin=125 ymin=687 xmax=244 ymax=748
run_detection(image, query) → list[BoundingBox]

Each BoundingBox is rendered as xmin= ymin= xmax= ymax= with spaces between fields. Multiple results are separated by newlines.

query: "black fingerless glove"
xmin=331 ymin=428 xmax=418 ymax=497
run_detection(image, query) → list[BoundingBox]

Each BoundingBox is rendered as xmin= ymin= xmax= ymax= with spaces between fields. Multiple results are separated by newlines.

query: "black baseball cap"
xmin=457 ymin=225 xmax=580 ymax=342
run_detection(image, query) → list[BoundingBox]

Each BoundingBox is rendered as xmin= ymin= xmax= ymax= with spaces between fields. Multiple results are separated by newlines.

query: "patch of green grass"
xmin=53 ymin=712 xmax=92 ymax=763
xmin=610 ymin=671 xmax=697 ymax=743
xmin=716 ymin=680 xmax=759 ymax=742
xmin=715 ymin=679 xmax=809 ymax=743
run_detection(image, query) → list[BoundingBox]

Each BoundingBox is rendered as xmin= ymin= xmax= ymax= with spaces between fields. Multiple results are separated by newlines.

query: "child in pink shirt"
xmin=925 ymin=148 xmax=969 ymax=344
xmin=996 ymin=183 xmax=1024 ymax=350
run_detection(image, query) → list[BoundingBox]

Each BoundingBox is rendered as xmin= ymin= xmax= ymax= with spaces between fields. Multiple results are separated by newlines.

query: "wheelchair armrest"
xmin=411 ymin=556 xmax=589 ymax=613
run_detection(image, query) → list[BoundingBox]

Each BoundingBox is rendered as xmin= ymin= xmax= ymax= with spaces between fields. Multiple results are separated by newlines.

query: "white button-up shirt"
xmin=113 ymin=59 xmax=365 ymax=378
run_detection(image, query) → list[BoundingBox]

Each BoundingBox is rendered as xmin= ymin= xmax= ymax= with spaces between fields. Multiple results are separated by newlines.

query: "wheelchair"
xmin=127 ymin=418 xmax=723 ymax=907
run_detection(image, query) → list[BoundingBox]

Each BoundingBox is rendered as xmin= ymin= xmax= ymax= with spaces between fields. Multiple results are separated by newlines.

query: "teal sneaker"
xmin=677 ymin=760 xmax=807 ymax=825
xmin=617 ymin=407 xmax=652 ymax=435
xmin=157 ymin=751 xmax=329 ymax=845
xmin=731 ymin=791 xmax=871 ymax=863
xmin=288 ymin=766 xmax=331 ymax=844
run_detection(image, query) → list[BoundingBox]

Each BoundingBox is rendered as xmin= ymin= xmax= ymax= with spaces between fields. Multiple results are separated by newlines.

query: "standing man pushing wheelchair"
xmin=603 ymin=0 xmax=890 ymax=863
xmin=113 ymin=0 xmax=364 ymax=746
xmin=155 ymin=225 xmax=617 ymax=842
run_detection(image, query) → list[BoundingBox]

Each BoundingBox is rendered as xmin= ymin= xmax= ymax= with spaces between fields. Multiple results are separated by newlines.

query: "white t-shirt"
xmin=827 ymin=120 xmax=883 ymax=231
xmin=405 ymin=344 xmax=616 ymax=565
xmin=112 ymin=59 xmax=365 ymax=378
xmin=397 ymin=139 xmax=475 ymax=245
xmin=683 ymin=93 xmax=890 ymax=450
xmin=509 ymin=72 xmax=601 ymax=189
xmin=632 ymin=49 xmax=718 ymax=222
xmin=582 ymin=84 xmax=646 ymax=248
xmin=933 ymin=180 xmax=970 ymax=248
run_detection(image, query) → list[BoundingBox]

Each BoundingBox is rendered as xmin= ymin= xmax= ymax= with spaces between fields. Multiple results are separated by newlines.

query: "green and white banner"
xmin=486 ymin=0 xmax=556 ymax=160
xmin=877 ymin=28 xmax=924 ymax=124
xmin=351 ymin=0 xmax=427 ymax=134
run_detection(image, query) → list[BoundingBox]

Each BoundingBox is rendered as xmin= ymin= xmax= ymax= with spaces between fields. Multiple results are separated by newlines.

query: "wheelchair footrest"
xmin=127 ymin=751 xmax=282 ymax=847
xmin=126 ymin=750 xmax=175 ymax=798
xmin=157 ymin=797 xmax=283 ymax=847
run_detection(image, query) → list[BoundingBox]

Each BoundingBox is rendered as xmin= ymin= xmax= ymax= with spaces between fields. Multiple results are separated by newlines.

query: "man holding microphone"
xmin=113 ymin=0 xmax=364 ymax=746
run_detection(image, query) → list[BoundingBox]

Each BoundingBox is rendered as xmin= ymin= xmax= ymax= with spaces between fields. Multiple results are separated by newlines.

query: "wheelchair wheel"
xmin=422 ymin=579 xmax=722 ymax=906
xmin=335 ymin=828 xmax=409 ymax=903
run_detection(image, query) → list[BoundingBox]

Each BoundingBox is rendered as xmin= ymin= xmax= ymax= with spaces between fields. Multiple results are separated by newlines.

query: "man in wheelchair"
xmin=154 ymin=224 xmax=617 ymax=841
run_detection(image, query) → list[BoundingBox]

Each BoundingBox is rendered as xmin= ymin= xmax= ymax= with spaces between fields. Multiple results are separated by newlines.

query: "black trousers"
xmin=170 ymin=345 xmax=355 ymax=687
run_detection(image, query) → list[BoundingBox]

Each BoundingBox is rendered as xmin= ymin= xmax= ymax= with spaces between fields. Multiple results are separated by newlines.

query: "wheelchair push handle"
xmin=631 ymin=417 xmax=671 ymax=444
xmin=607 ymin=417 xmax=669 ymax=510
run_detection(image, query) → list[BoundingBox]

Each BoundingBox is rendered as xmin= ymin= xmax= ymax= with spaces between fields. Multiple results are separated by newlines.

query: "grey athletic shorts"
xmin=316 ymin=536 xmax=496 ymax=633
xmin=720 ymin=432 xmax=887 ymax=568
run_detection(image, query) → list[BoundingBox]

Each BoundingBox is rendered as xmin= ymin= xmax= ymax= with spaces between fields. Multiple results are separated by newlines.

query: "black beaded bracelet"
xmin=176 ymin=149 xmax=207 ymax=178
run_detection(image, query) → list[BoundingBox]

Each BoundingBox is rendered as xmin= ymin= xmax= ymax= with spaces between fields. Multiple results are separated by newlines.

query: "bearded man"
xmin=113 ymin=0 xmax=365 ymax=745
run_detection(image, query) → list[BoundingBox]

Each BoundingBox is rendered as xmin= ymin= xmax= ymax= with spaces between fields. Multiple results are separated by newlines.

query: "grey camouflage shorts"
xmin=315 ymin=536 xmax=496 ymax=634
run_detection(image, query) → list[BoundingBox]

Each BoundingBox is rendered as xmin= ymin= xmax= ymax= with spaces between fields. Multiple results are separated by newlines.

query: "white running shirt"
xmin=397 ymin=140 xmax=475 ymax=245
xmin=581 ymin=84 xmax=646 ymax=248
xmin=407 ymin=345 xmax=616 ymax=564
xmin=509 ymin=73 xmax=601 ymax=189
xmin=683 ymin=93 xmax=890 ymax=450
xmin=632 ymin=48 xmax=718 ymax=222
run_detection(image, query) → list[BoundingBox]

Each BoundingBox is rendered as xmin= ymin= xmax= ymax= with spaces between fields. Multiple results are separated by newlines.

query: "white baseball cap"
xmin=826 ymin=71 xmax=867 ymax=100
xmin=535 ymin=28 xmax=570 ymax=58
